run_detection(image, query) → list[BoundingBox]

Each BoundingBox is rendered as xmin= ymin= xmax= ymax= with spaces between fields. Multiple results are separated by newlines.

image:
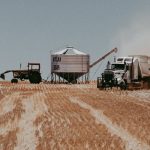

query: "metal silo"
xmin=51 ymin=47 xmax=90 ymax=83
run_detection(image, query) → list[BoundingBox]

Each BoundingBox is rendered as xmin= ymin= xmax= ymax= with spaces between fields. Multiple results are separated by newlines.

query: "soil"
xmin=0 ymin=82 xmax=150 ymax=150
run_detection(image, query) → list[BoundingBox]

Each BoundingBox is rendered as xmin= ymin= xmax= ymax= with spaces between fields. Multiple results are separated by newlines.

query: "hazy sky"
xmin=0 ymin=0 xmax=150 ymax=80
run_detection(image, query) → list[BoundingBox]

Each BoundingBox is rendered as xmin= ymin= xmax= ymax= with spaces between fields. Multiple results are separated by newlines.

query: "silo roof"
xmin=53 ymin=47 xmax=87 ymax=55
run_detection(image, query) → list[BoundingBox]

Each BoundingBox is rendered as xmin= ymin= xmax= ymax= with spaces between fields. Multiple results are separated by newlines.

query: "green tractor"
xmin=0 ymin=63 xmax=42 ymax=84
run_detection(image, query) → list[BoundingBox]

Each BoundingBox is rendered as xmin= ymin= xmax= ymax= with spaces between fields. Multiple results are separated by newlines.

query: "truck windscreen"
xmin=111 ymin=64 xmax=125 ymax=70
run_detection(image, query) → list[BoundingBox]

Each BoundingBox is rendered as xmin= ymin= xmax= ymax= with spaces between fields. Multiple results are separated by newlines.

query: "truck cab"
xmin=111 ymin=57 xmax=133 ymax=83
xmin=97 ymin=57 xmax=133 ymax=89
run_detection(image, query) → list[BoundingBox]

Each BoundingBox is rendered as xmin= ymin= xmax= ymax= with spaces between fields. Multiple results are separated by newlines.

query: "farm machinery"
xmin=97 ymin=55 xmax=150 ymax=90
xmin=0 ymin=63 xmax=42 ymax=84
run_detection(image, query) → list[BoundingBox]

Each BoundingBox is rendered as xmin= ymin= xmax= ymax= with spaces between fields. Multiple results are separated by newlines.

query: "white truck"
xmin=97 ymin=55 xmax=150 ymax=89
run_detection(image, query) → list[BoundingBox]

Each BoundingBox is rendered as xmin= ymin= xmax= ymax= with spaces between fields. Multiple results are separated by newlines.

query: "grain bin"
xmin=51 ymin=47 xmax=90 ymax=83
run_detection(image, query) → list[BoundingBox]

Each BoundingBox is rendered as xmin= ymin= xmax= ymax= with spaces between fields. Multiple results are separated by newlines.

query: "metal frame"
xmin=51 ymin=72 xmax=89 ymax=84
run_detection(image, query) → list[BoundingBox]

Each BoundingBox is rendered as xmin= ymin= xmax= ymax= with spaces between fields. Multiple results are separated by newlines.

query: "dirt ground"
xmin=0 ymin=81 xmax=150 ymax=150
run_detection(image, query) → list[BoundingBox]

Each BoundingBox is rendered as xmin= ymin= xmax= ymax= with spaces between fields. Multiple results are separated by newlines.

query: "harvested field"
xmin=0 ymin=82 xmax=150 ymax=150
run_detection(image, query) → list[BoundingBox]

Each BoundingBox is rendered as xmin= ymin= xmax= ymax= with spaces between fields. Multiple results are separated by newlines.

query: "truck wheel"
xmin=29 ymin=71 xmax=42 ymax=84
xmin=119 ymin=82 xmax=127 ymax=90
xmin=11 ymin=78 xmax=18 ymax=83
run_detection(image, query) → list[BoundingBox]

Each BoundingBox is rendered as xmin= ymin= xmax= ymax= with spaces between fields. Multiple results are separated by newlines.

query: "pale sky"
xmin=0 ymin=0 xmax=150 ymax=80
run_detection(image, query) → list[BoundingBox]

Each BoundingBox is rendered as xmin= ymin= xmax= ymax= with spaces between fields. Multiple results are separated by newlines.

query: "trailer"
xmin=0 ymin=63 xmax=42 ymax=84
xmin=97 ymin=55 xmax=150 ymax=89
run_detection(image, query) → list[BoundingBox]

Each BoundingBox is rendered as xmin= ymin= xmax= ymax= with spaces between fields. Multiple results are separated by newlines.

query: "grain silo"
xmin=51 ymin=47 xmax=90 ymax=83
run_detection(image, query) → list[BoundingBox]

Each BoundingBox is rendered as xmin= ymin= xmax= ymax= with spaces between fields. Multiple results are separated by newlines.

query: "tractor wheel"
xmin=29 ymin=71 xmax=42 ymax=84
xmin=11 ymin=78 xmax=18 ymax=83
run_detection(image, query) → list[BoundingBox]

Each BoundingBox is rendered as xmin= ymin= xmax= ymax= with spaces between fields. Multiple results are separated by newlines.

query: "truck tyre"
xmin=11 ymin=78 xmax=18 ymax=83
xmin=119 ymin=82 xmax=127 ymax=90
xmin=29 ymin=71 xmax=42 ymax=84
